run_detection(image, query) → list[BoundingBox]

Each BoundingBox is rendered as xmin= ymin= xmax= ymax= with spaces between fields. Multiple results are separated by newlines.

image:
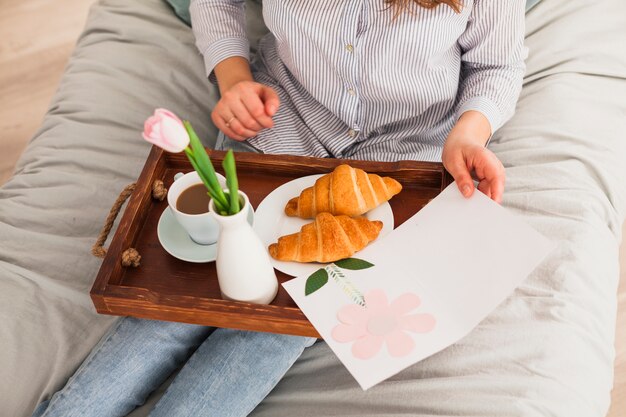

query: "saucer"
xmin=157 ymin=206 xmax=255 ymax=263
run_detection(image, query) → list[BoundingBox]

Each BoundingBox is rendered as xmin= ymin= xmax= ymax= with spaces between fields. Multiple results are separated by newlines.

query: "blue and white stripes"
xmin=190 ymin=0 xmax=527 ymax=162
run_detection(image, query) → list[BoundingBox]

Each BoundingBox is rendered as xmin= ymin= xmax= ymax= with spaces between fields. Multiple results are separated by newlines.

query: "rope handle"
xmin=92 ymin=180 xmax=168 ymax=267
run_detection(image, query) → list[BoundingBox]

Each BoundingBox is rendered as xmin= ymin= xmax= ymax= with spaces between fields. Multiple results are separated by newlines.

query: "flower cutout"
xmin=331 ymin=289 xmax=436 ymax=360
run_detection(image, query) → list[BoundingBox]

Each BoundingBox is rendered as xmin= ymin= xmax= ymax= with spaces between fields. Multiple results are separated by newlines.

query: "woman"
xmin=33 ymin=1 xmax=525 ymax=416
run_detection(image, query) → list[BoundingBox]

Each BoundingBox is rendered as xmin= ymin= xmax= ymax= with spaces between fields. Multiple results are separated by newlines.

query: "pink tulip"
xmin=142 ymin=108 xmax=190 ymax=153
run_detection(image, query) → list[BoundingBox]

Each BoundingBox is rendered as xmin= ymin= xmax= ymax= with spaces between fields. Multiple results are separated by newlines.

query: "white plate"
xmin=254 ymin=174 xmax=394 ymax=277
xmin=157 ymin=206 xmax=254 ymax=263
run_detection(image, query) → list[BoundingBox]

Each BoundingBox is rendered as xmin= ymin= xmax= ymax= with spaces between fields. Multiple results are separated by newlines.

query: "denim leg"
xmin=32 ymin=317 xmax=213 ymax=417
xmin=149 ymin=329 xmax=316 ymax=417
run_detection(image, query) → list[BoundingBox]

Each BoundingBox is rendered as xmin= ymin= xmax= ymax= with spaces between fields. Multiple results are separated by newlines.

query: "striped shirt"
xmin=190 ymin=0 xmax=527 ymax=162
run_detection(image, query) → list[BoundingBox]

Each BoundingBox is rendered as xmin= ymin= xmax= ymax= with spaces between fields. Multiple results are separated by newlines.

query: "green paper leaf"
xmin=334 ymin=258 xmax=374 ymax=270
xmin=305 ymin=268 xmax=328 ymax=296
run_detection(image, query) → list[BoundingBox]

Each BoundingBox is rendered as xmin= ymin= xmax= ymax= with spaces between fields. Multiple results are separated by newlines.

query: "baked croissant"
xmin=285 ymin=164 xmax=402 ymax=219
xmin=268 ymin=212 xmax=383 ymax=263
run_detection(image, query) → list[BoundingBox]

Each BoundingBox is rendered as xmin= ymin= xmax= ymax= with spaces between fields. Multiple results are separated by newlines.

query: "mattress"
xmin=0 ymin=0 xmax=625 ymax=416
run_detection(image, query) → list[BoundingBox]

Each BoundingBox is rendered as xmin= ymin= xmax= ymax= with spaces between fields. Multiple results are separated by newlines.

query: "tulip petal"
xmin=141 ymin=109 xmax=190 ymax=153
xmin=149 ymin=120 xmax=162 ymax=139
xmin=142 ymin=131 xmax=162 ymax=148
xmin=155 ymin=108 xmax=183 ymax=124
xmin=160 ymin=117 xmax=190 ymax=152
xmin=143 ymin=116 xmax=157 ymax=137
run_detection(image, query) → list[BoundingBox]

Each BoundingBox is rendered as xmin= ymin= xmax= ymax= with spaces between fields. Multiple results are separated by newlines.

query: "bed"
xmin=0 ymin=0 xmax=625 ymax=415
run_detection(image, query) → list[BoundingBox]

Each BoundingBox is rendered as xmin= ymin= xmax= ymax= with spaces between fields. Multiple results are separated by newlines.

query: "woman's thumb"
xmin=261 ymin=87 xmax=280 ymax=117
xmin=446 ymin=157 xmax=474 ymax=198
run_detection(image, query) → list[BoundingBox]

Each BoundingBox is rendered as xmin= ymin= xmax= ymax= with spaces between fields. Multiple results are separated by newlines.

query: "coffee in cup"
xmin=176 ymin=183 xmax=212 ymax=215
xmin=167 ymin=171 xmax=226 ymax=245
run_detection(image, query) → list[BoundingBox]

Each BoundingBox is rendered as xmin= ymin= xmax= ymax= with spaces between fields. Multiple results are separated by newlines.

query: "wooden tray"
xmin=91 ymin=147 xmax=453 ymax=337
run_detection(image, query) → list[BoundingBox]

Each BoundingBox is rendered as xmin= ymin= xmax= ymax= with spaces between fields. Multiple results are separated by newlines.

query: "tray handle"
xmin=91 ymin=180 xmax=167 ymax=267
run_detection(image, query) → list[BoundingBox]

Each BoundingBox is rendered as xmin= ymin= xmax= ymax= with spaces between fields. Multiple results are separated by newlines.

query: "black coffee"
xmin=176 ymin=183 xmax=211 ymax=215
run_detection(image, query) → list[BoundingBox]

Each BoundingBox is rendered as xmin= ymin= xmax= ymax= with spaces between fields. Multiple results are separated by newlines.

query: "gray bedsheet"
xmin=0 ymin=0 xmax=625 ymax=416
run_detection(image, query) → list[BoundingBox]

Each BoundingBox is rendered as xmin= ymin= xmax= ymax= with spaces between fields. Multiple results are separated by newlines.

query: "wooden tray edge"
xmin=96 ymin=286 xmax=320 ymax=337
xmin=91 ymin=146 xmax=166 ymax=311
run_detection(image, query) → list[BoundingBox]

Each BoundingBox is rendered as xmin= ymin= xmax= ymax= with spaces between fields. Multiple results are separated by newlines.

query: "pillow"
xmin=165 ymin=0 xmax=191 ymax=25
xmin=526 ymin=0 xmax=542 ymax=12
xmin=164 ymin=0 xmax=541 ymax=27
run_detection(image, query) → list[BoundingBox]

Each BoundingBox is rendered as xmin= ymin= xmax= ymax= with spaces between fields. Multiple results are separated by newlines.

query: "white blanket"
xmin=0 ymin=0 xmax=624 ymax=416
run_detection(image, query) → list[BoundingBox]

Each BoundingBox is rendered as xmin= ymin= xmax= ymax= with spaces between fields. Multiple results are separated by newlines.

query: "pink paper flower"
xmin=331 ymin=289 xmax=436 ymax=360
xmin=142 ymin=108 xmax=189 ymax=153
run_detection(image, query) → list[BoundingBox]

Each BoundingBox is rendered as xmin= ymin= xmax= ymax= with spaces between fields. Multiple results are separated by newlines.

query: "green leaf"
xmin=183 ymin=121 xmax=229 ymax=209
xmin=333 ymin=258 xmax=375 ymax=270
xmin=184 ymin=148 xmax=228 ymax=213
xmin=304 ymin=268 xmax=328 ymax=296
xmin=222 ymin=149 xmax=240 ymax=215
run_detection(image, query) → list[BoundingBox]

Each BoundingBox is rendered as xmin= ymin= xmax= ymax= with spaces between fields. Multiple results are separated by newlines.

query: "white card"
xmin=283 ymin=184 xmax=555 ymax=390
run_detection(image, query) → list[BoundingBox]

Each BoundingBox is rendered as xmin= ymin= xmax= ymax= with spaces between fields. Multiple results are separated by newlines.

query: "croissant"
xmin=268 ymin=212 xmax=383 ymax=263
xmin=285 ymin=164 xmax=402 ymax=219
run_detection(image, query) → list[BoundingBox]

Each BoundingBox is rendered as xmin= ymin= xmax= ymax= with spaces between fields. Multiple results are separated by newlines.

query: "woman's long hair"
xmin=386 ymin=0 xmax=463 ymax=14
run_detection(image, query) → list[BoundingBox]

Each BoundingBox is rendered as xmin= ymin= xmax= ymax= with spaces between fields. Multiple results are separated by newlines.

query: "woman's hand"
xmin=442 ymin=111 xmax=505 ymax=204
xmin=211 ymin=80 xmax=280 ymax=141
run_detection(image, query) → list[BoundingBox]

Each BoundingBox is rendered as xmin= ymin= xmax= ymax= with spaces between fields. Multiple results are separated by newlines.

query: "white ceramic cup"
xmin=167 ymin=171 xmax=226 ymax=245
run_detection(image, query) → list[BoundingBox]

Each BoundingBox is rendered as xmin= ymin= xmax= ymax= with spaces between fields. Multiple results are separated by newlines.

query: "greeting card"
xmin=283 ymin=184 xmax=555 ymax=389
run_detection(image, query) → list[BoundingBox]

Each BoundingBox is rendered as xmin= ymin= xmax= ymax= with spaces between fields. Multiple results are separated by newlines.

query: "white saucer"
xmin=157 ymin=206 xmax=254 ymax=263
xmin=254 ymin=174 xmax=394 ymax=277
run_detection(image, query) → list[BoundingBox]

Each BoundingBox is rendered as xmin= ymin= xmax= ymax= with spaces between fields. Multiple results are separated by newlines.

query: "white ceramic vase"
xmin=209 ymin=190 xmax=278 ymax=305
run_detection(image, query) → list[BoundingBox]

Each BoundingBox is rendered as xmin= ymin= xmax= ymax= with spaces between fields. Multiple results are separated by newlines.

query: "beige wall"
xmin=0 ymin=0 xmax=95 ymax=185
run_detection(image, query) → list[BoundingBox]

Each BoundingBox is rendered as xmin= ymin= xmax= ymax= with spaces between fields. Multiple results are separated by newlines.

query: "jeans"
xmin=32 ymin=134 xmax=314 ymax=416
xmin=33 ymin=318 xmax=315 ymax=417
xmin=214 ymin=132 xmax=259 ymax=153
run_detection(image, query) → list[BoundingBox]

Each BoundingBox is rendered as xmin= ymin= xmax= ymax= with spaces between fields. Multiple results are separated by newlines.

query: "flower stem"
xmin=182 ymin=122 xmax=230 ymax=210
xmin=327 ymin=264 xmax=366 ymax=306
xmin=222 ymin=150 xmax=240 ymax=214
xmin=184 ymin=147 xmax=228 ymax=212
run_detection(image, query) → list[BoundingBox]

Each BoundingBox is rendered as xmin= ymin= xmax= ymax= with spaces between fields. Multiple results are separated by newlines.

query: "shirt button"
xmin=345 ymin=44 xmax=354 ymax=53
xmin=348 ymin=129 xmax=357 ymax=138
xmin=347 ymin=88 xmax=356 ymax=96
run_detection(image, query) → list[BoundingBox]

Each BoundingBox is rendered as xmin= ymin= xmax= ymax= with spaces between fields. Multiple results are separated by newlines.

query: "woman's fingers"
xmin=241 ymin=89 xmax=274 ymax=129
xmin=228 ymin=98 xmax=263 ymax=132
xmin=259 ymin=86 xmax=280 ymax=117
xmin=226 ymin=117 xmax=258 ymax=139
xmin=476 ymin=148 xmax=505 ymax=204
xmin=211 ymin=108 xmax=245 ymax=141
xmin=474 ymin=148 xmax=505 ymax=204
xmin=212 ymin=81 xmax=280 ymax=141
xmin=443 ymin=142 xmax=505 ymax=203
xmin=444 ymin=153 xmax=475 ymax=198
xmin=212 ymin=93 xmax=258 ymax=140
xmin=489 ymin=173 xmax=504 ymax=204
xmin=477 ymin=179 xmax=492 ymax=200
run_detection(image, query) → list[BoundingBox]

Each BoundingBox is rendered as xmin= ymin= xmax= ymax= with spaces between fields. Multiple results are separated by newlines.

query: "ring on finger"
xmin=225 ymin=116 xmax=236 ymax=128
